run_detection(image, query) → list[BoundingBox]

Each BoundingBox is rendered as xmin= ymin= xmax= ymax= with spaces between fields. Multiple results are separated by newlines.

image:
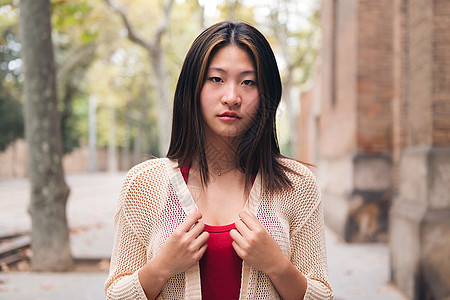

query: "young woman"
xmin=105 ymin=21 xmax=333 ymax=300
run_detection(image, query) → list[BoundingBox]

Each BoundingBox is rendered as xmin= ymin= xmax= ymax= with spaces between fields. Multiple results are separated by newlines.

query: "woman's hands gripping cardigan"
xmin=104 ymin=157 xmax=333 ymax=299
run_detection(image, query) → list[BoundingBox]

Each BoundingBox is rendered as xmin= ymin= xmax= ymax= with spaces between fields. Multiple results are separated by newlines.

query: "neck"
xmin=203 ymin=131 xmax=239 ymax=176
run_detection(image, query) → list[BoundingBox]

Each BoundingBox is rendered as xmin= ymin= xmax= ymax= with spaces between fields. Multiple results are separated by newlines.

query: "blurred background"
xmin=0 ymin=0 xmax=449 ymax=299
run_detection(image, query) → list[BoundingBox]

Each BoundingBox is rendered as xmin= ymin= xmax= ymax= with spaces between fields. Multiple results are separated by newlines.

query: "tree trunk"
xmin=196 ymin=0 xmax=206 ymax=29
xmin=19 ymin=0 xmax=73 ymax=271
xmin=89 ymin=95 xmax=97 ymax=172
xmin=121 ymin=100 xmax=131 ymax=170
xmin=283 ymin=68 xmax=297 ymax=157
xmin=133 ymin=126 xmax=143 ymax=165
xmin=149 ymin=47 xmax=171 ymax=156
xmin=133 ymin=92 xmax=150 ymax=164
xmin=107 ymin=106 xmax=118 ymax=172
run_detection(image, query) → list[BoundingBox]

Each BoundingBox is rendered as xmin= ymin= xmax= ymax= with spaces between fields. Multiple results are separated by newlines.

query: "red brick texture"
xmin=319 ymin=0 xmax=358 ymax=158
xmin=357 ymin=0 xmax=394 ymax=155
xmin=432 ymin=0 xmax=450 ymax=146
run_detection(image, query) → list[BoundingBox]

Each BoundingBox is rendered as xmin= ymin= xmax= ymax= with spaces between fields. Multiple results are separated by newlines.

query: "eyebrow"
xmin=208 ymin=67 xmax=256 ymax=75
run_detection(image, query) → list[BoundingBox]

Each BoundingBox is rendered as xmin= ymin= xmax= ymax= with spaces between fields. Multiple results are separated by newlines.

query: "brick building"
xmin=297 ymin=0 xmax=450 ymax=299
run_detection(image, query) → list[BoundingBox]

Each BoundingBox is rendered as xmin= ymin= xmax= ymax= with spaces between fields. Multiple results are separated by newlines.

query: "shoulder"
xmin=118 ymin=158 xmax=171 ymax=206
xmin=275 ymin=157 xmax=321 ymax=213
xmin=278 ymin=157 xmax=318 ymax=184
xmin=122 ymin=157 xmax=183 ymax=190
xmin=125 ymin=157 xmax=168 ymax=180
xmin=114 ymin=158 xmax=172 ymax=241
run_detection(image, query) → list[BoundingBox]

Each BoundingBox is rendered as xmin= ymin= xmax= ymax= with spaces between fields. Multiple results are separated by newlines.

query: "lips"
xmin=217 ymin=111 xmax=241 ymax=119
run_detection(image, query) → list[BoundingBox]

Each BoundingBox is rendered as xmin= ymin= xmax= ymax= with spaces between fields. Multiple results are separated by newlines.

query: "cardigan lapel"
xmin=246 ymin=171 xmax=263 ymax=215
xmin=164 ymin=158 xmax=198 ymax=216
xmin=164 ymin=157 xmax=263 ymax=217
xmin=164 ymin=157 xmax=266 ymax=300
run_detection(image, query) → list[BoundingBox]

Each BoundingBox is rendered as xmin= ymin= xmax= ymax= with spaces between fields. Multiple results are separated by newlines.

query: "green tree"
xmin=52 ymin=0 xmax=98 ymax=154
xmin=0 ymin=1 xmax=100 ymax=155
xmin=0 ymin=2 xmax=23 ymax=151
xmin=103 ymin=0 xmax=175 ymax=157
xmin=270 ymin=1 xmax=321 ymax=155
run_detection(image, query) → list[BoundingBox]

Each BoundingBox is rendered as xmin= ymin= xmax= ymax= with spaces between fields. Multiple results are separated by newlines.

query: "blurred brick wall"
xmin=0 ymin=139 xmax=28 ymax=178
xmin=0 ymin=139 xmax=109 ymax=178
xmin=432 ymin=0 xmax=450 ymax=146
xmin=319 ymin=0 xmax=357 ymax=158
xmin=357 ymin=0 xmax=394 ymax=155
xmin=297 ymin=86 xmax=320 ymax=164
xmin=402 ymin=0 xmax=450 ymax=148
xmin=296 ymin=88 xmax=314 ymax=163
xmin=63 ymin=145 xmax=108 ymax=173
xmin=304 ymin=0 xmax=450 ymax=298
xmin=392 ymin=0 xmax=407 ymax=193
xmin=314 ymin=0 xmax=394 ymax=243
xmin=389 ymin=1 xmax=450 ymax=298
xmin=407 ymin=0 xmax=434 ymax=147
xmin=320 ymin=0 xmax=394 ymax=158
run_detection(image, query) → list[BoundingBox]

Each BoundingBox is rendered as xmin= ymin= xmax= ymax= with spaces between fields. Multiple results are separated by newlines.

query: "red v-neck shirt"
xmin=180 ymin=165 xmax=242 ymax=300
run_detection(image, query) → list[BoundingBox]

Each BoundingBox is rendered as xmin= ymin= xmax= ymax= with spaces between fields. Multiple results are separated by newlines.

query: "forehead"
xmin=208 ymin=45 xmax=255 ymax=70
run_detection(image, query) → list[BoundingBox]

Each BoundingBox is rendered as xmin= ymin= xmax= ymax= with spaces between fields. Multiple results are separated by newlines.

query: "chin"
xmin=204 ymin=124 xmax=246 ymax=140
xmin=218 ymin=127 xmax=244 ymax=138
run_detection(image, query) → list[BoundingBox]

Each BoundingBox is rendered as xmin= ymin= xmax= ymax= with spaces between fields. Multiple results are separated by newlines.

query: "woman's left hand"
xmin=230 ymin=208 xmax=285 ymax=276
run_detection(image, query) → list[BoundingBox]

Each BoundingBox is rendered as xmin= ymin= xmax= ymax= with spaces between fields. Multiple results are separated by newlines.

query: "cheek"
xmin=199 ymin=89 xmax=210 ymax=119
xmin=247 ymin=96 xmax=260 ymax=119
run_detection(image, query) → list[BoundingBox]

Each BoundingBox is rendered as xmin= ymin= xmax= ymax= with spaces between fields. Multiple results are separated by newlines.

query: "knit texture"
xmin=105 ymin=157 xmax=333 ymax=299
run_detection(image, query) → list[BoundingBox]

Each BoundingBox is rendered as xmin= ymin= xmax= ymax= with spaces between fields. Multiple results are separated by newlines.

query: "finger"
xmin=187 ymin=220 xmax=205 ymax=239
xmin=192 ymin=231 xmax=209 ymax=249
xmin=239 ymin=210 xmax=262 ymax=231
xmin=196 ymin=242 xmax=208 ymax=260
xmin=230 ymin=228 xmax=246 ymax=245
xmin=178 ymin=212 xmax=202 ymax=232
xmin=231 ymin=241 xmax=245 ymax=259
xmin=234 ymin=219 xmax=252 ymax=237
xmin=243 ymin=207 xmax=259 ymax=222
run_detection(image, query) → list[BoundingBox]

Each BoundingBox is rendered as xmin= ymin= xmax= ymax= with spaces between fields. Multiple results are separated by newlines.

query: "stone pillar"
xmin=390 ymin=148 xmax=450 ymax=299
xmin=389 ymin=0 xmax=450 ymax=299
xmin=319 ymin=0 xmax=394 ymax=242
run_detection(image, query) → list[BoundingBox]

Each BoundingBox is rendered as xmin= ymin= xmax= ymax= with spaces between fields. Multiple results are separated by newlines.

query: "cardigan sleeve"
xmin=104 ymin=162 xmax=160 ymax=300
xmin=104 ymin=204 xmax=148 ymax=300
xmin=104 ymin=159 xmax=171 ymax=299
xmin=280 ymin=159 xmax=333 ymax=299
xmin=290 ymin=196 xmax=333 ymax=299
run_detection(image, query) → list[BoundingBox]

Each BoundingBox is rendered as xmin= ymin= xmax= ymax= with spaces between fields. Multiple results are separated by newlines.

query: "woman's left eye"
xmin=242 ymin=80 xmax=256 ymax=86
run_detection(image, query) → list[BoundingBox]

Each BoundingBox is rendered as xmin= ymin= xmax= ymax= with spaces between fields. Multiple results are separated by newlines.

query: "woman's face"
xmin=200 ymin=45 xmax=260 ymax=140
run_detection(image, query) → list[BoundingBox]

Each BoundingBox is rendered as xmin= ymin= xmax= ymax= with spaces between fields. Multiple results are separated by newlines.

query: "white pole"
xmin=89 ymin=95 xmax=97 ymax=172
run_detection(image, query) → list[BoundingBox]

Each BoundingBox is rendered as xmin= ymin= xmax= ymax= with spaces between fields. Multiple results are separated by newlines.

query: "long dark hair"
xmin=167 ymin=21 xmax=292 ymax=192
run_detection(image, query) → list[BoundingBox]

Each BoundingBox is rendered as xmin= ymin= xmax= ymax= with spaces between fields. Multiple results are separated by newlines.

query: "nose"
xmin=221 ymin=83 xmax=241 ymax=107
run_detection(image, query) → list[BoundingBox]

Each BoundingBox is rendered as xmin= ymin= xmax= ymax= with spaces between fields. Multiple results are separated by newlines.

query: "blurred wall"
xmin=298 ymin=0 xmax=450 ymax=298
xmin=389 ymin=0 xmax=450 ymax=299
xmin=316 ymin=0 xmax=394 ymax=243
xmin=0 ymin=139 xmax=110 ymax=178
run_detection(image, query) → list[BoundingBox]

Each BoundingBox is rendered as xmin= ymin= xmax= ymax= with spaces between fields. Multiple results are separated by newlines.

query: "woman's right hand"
xmin=139 ymin=212 xmax=209 ymax=299
xmin=154 ymin=211 xmax=209 ymax=277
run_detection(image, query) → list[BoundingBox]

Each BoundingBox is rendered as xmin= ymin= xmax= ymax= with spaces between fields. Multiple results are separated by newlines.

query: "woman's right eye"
xmin=209 ymin=77 xmax=222 ymax=83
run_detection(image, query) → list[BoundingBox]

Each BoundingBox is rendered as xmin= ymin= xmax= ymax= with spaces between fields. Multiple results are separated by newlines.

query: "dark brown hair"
xmin=167 ymin=21 xmax=292 ymax=192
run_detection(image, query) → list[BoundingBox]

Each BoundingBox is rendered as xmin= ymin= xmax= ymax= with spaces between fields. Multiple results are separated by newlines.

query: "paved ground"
xmin=0 ymin=173 xmax=409 ymax=300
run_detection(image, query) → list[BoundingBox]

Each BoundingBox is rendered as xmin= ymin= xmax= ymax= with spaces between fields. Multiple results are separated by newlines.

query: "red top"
xmin=180 ymin=164 xmax=242 ymax=300
xmin=200 ymin=223 xmax=242 ymax=300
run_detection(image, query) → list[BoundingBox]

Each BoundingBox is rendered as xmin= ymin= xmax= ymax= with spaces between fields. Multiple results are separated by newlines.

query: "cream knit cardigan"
xmin=105 ymin=157 xmax=333 ymax=299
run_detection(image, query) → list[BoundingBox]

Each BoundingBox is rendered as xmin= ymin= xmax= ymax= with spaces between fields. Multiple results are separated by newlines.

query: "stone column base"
xmin=320 ymin=154 xmax=392 ymax=242
xmin=389 ymin=146 xmax=450 ymax=300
